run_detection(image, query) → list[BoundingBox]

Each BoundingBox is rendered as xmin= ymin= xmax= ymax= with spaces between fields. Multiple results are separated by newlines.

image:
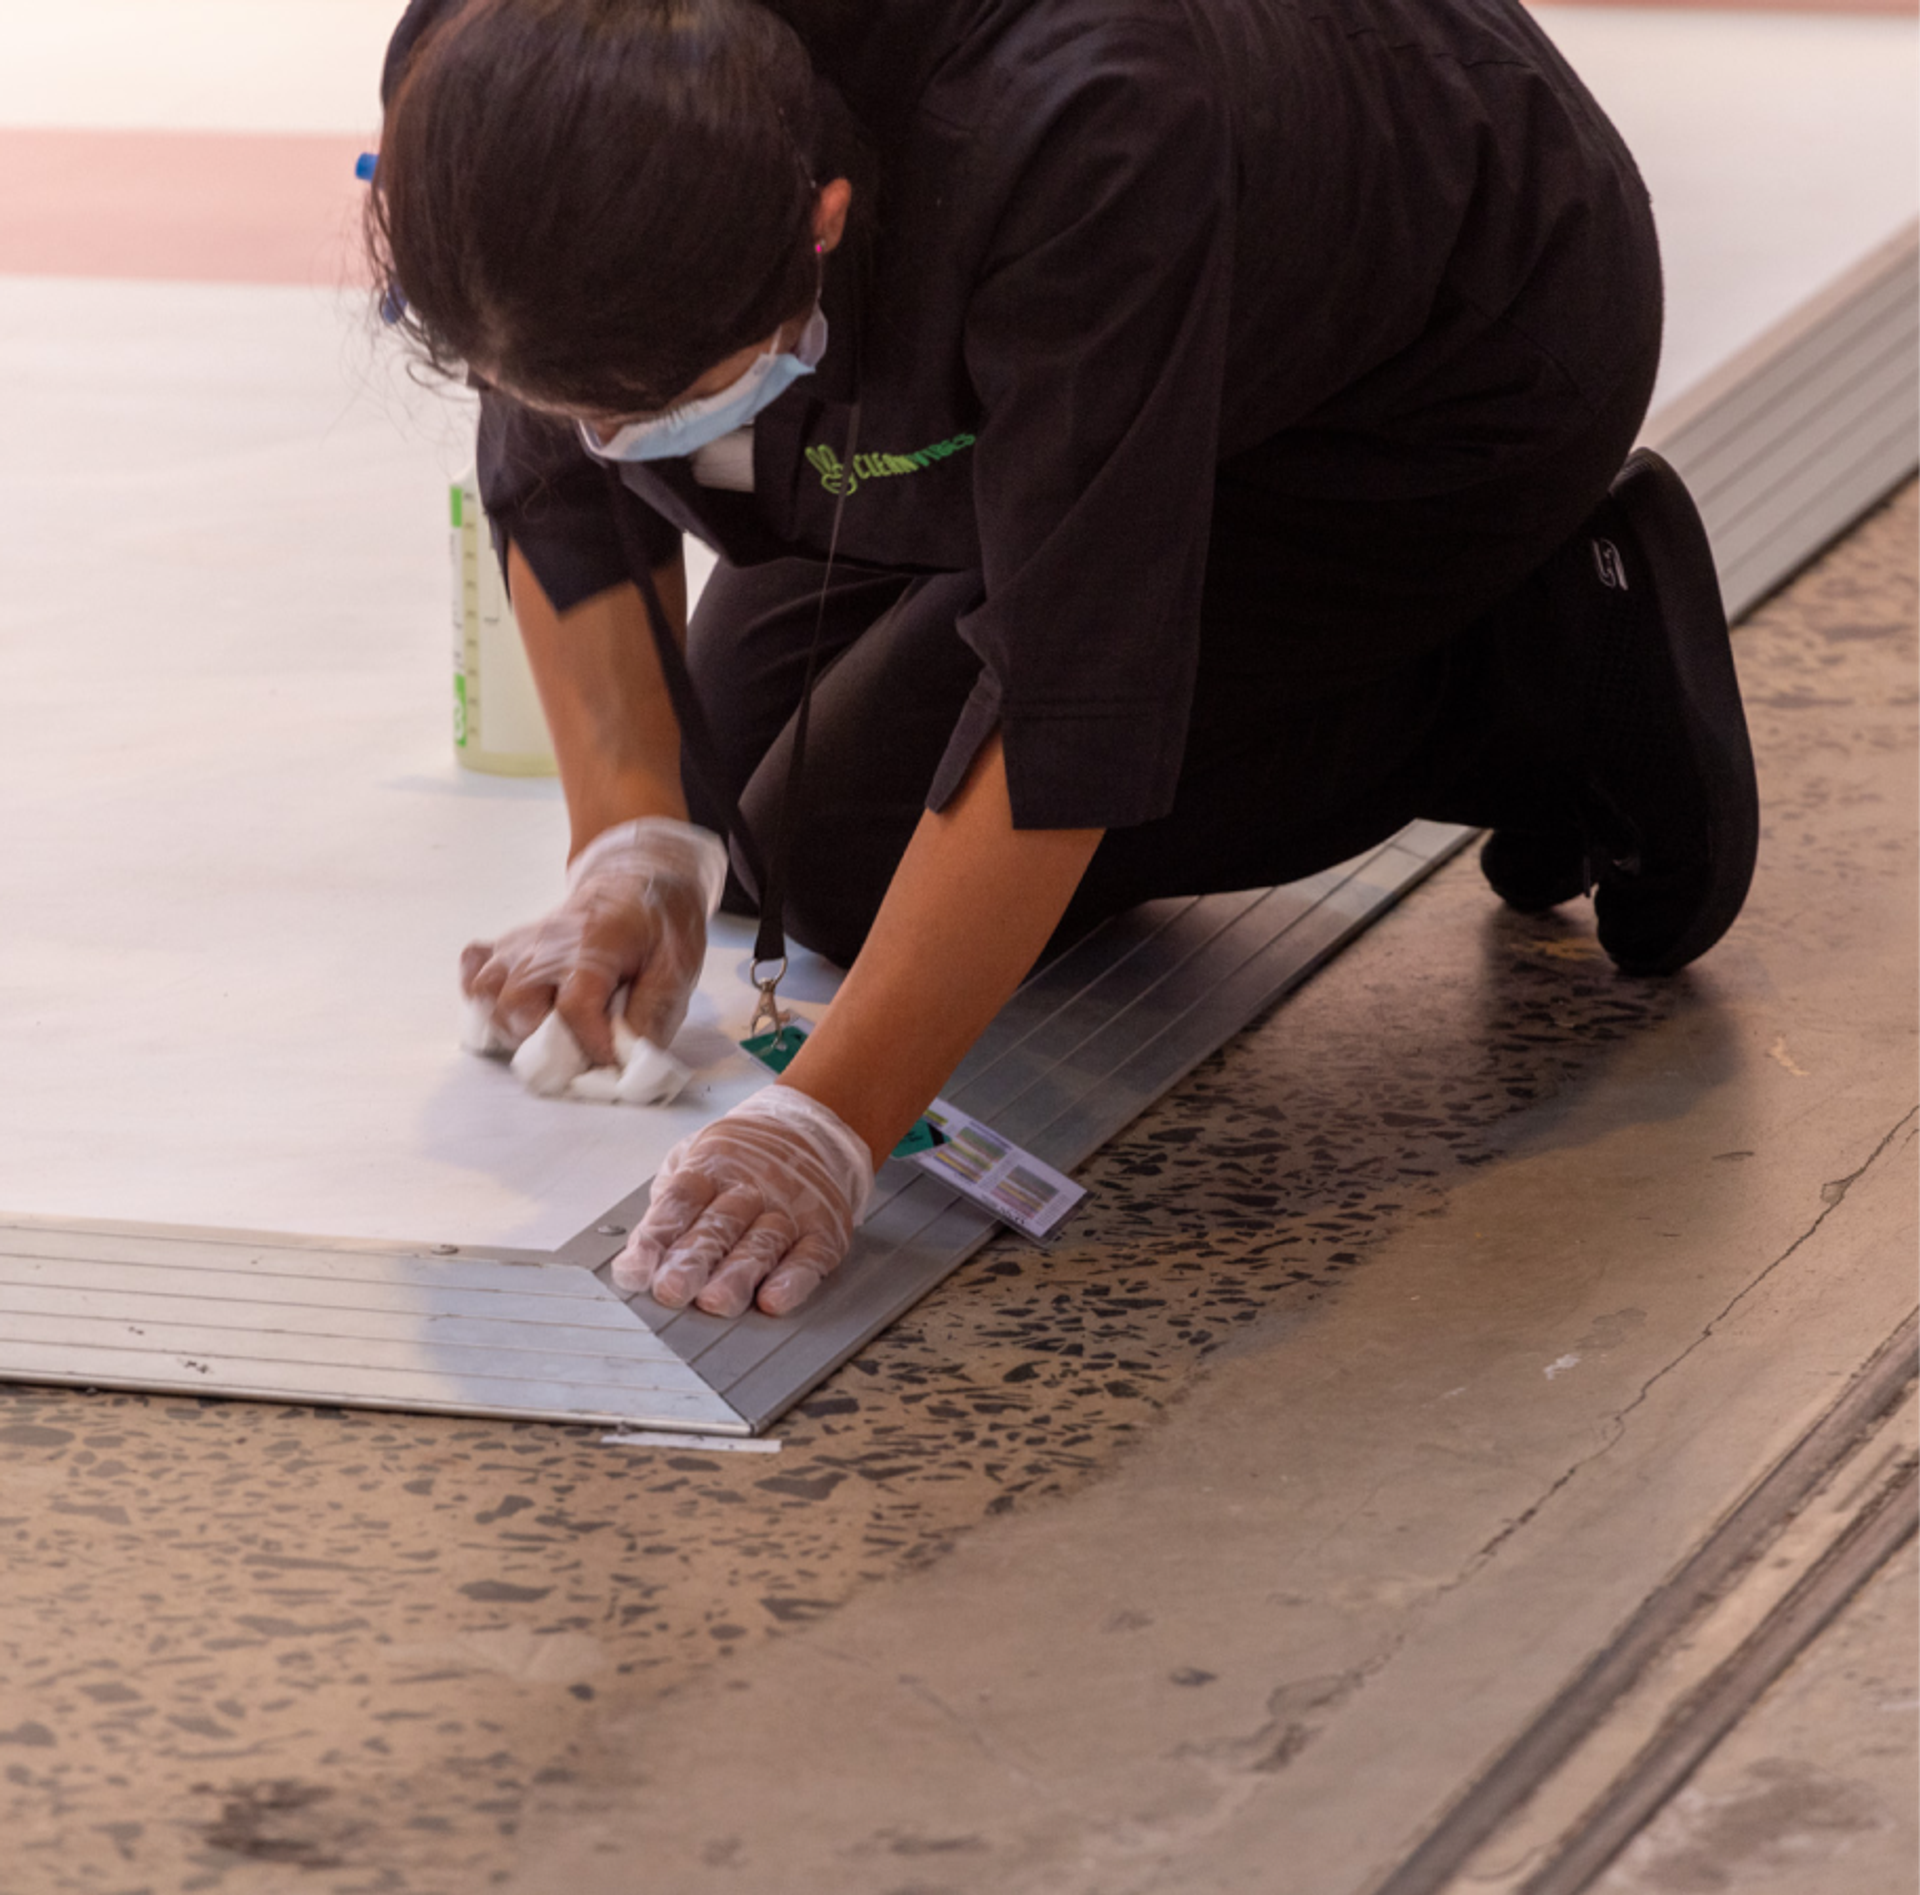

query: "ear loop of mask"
xmin=603 ymin=230 xmax=863 ymax=1044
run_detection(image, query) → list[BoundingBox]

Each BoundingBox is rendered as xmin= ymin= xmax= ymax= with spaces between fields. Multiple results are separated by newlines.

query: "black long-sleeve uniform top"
xmin=383 ymin=0 xmax=1656 ymax=830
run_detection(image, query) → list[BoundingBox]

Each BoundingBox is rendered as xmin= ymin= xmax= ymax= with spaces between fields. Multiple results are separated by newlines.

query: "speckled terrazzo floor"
xmin=1 ymin=484 xmax=1913 ymax=1894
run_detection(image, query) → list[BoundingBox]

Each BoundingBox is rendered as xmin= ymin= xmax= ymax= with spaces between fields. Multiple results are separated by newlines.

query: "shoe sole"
xmin=1479 ymin=830 xmax=1590 ymax=913
xmin=1597 ymin=448 xmax=1760 ymax=975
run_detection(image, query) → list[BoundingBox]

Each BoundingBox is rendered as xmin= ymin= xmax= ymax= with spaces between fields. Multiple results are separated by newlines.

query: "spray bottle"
xmin=450 ymin=470 xmax=558 ymax=776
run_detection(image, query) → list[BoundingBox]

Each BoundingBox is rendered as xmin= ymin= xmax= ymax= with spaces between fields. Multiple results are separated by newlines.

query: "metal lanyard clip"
xmin=748 ymin=956 xmax=790 ymax=1042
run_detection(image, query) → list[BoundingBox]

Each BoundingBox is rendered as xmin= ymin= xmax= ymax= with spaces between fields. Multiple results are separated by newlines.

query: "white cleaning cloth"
xmin=463 ymin=987 xmax=693 ymax=1108
xmin=510 ymin=1009 xmax=591 ymax=1097
xmin=612 ymin=1035 xmax=693 ymax=1107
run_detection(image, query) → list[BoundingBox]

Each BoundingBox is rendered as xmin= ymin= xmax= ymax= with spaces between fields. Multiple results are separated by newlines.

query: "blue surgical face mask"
xmin=579 ymin=306 xmax=828 ymax=463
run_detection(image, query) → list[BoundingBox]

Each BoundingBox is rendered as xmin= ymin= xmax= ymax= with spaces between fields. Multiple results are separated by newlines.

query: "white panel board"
xmin=0 ymin=277 xmax=835 ymax=1252
xmin=1533 ymin=6 xmax=1918 ymax=411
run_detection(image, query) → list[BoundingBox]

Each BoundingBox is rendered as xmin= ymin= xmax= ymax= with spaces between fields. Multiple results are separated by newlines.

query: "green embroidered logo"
xmin=804 ymin=432 xmax=976 ymax=497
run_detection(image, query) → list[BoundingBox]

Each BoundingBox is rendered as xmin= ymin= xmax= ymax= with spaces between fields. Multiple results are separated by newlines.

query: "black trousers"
xmin=683 ymin=340 xmax=1661 ymax=969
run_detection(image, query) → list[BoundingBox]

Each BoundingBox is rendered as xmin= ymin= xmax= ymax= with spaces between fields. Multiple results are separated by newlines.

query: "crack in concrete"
xmin=1471 ymin=1105 xmax=1919 ymax=1573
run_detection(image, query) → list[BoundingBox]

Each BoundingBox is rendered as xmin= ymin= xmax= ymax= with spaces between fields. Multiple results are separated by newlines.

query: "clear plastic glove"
xmin=611 ymin=1085 xmax=875 ymax=1319
xmin=460 ymin=817 xmax=727 ymax=1066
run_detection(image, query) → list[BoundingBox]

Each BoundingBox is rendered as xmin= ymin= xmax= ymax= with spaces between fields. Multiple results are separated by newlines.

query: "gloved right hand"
xmin=460 ymin=816 xmax=728 ymax=1067
xmin=611 ymin=1083 xmax=875 ymax=1318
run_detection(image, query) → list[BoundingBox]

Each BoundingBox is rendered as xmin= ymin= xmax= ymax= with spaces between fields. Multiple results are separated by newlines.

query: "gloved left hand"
xmin=610 ymin=1085 xmax=875 ymax=1319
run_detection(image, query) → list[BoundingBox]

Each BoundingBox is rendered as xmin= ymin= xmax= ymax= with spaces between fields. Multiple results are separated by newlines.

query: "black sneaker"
xmin=1542 ymin=448 xmax=1759 ymax=974
xmin=1479 ymin=828 xmax=1590 ymax=914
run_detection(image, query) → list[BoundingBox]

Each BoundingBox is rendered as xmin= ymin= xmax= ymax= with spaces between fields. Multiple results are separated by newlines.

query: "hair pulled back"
xmin=368 ymin=0 xmax=836 ymax=414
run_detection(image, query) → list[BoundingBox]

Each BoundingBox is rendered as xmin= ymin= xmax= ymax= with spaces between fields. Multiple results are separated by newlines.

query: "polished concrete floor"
xmin=1 ymin=488 xmax=1911 ymax=1893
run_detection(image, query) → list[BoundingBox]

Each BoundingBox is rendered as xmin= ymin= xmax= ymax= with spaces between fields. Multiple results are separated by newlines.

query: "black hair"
xmin=368 ymin=0 xmax=867 ymax=414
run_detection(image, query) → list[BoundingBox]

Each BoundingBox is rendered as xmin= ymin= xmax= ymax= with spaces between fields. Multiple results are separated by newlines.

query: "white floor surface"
xmin=1534 ymin=7 xmax=1918 ymax=408
xmin=0 ymin=279 xmax=803 ymax=1251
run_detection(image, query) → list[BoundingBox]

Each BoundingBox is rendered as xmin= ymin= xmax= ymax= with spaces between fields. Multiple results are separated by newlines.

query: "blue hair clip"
xmin=358 ymin=152 xmax=406 ymax=321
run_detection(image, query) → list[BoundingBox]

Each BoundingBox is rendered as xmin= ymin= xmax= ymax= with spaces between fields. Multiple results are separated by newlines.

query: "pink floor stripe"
xmin=0 ymin=130 xmax=374 ymax=286
xmin=2 ymin=14 xmax=1907 ymax=288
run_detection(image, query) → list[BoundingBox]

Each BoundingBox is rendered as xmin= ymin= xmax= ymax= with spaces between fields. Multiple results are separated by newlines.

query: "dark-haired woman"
xmin=373 ymin=0 xmax=1756 ymax=1321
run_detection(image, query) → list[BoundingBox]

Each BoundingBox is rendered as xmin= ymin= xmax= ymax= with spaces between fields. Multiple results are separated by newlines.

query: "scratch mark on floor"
xmin=1768 ymin=1037 xmax=1812 ymax=1077
xmin=897 ymin=1673 xmax=1038 ymax=1785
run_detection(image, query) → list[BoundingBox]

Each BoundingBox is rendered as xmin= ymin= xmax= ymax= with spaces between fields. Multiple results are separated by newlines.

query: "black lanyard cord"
xmin=752 ymin=395 xmax=859 ymax=992
xmin=600 ymin=396 xmax=862 ymax=1026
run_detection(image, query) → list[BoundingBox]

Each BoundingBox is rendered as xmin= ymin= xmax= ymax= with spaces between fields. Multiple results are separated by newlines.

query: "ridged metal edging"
xmin=1646 ymin=222 xmax=1920 ymax=623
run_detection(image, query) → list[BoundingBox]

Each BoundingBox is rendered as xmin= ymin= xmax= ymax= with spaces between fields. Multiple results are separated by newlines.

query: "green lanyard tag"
xmin=889 ymin=1118 xmax=943 ymax=1158
xmin=740 ymin=1023 xmax=943 ymax=1162
xmin=740 ymin=1025 xmax=807 ymax=1074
